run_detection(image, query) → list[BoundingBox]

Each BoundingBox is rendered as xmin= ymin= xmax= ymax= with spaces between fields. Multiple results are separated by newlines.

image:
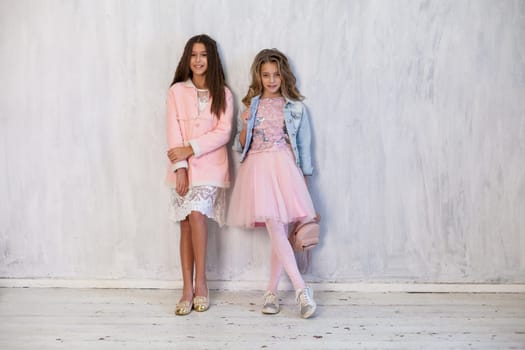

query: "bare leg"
xmin=179 ymin=218 xmax=194 ymax=302
xmin=188 ymin=211 xmax=208 ymax=297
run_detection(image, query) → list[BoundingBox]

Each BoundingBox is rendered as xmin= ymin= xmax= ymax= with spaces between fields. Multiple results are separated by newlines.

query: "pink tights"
xmin=265 ymin=219 xmax=306 ymax=293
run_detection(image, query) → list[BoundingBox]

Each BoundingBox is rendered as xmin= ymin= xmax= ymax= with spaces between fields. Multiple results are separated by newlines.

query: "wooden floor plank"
xmin=0 ymin=288 xmax=524 ymax=349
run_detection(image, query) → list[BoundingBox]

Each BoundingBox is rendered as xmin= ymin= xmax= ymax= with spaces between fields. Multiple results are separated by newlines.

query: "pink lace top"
xmin=249 ymin=97 xmax=289 ymax=153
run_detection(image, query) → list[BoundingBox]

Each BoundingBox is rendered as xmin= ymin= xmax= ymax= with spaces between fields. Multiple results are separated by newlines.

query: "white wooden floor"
xmin=0 ymin=288 xmax=524 ymax=349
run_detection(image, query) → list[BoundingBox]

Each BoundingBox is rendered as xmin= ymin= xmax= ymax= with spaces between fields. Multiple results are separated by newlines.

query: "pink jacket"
xmin=165 ymin=80 xmax=233 ymax=188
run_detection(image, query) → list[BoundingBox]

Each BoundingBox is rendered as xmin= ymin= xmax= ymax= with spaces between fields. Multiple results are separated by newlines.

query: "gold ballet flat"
xmin=174 ymin=300 xmax=193 ymax=316
xmin=193 ymin=294 xmax=209 ymax=312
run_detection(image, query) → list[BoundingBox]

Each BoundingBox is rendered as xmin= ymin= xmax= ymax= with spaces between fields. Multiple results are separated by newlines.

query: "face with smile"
xmin=260 ymin=62 xmax=282 ymax=98
xmin=190 ymin=43 xmax=208 ymax=77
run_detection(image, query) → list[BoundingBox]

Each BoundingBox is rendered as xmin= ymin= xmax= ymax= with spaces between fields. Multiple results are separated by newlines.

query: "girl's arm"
xmin=232 ymin=108 xmax=250 ymax=152
xmin=296 ymin=104 xmax=314 ymax=176
xmin=175 ymin=168 xmax=189 ymax=196
xmin=187 ymin=89 xmax=234 ymax=157
xmin=166 ymin=88 xmax=188 ymax=171
xmin=238 ymin=110 xmax=250 ymax=148
xmin=167 ymin=146 xmax=194 ymax=163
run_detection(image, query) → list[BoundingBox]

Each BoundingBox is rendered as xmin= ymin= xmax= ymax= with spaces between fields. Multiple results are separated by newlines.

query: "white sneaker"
xmin=296 ymin=286 xmax=316 ymax=319
xmin=262 ymin=291 xmax=280 ymax=314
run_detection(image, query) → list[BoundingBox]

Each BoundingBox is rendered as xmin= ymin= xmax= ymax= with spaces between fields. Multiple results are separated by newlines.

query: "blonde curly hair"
xmin=242 ymin=48 xmax=304 ymax=107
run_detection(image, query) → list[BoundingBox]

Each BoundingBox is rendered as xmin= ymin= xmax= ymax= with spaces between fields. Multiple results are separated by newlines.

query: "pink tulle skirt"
xmin=227 ymin=146 xmax=316 ymax=228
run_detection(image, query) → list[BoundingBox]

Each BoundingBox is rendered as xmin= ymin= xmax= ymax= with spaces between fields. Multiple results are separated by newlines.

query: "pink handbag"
xmin=289 ymin=221 xmax=320 ymax=252
xmin=289 ymin=219 xmax=320 ymax=273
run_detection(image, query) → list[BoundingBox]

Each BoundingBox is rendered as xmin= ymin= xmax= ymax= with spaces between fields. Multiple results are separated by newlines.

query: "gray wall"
xmin=1 ymin=0 xmax=524 ymax=284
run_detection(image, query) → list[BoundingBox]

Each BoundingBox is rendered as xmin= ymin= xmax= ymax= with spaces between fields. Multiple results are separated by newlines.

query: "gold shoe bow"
xmin=193 ymin=295 xmax=209 ymax=312
xmin=175 ymin=300 xmax=193 ymax=316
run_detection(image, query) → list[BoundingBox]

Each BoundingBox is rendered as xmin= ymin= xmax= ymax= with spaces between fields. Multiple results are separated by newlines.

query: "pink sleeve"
xmin=166 ymin=88 xmax=188 ymax=170
xmin=189 ymin=89 xmax=233 ymax=157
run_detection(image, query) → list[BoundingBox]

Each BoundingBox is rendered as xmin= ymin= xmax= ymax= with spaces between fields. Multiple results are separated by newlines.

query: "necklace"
xmin=197 ymin=89 xmax=209 ymax=115
xmin=197 ymin=89 xmax=209 ymax=104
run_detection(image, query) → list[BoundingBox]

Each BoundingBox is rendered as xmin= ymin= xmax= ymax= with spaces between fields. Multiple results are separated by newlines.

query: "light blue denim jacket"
xmin=233 ymin=95 xmax=314 ymax=176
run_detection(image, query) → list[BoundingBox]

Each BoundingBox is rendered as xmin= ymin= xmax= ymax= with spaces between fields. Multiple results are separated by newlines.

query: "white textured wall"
xmin=1 ymin=0 xmax=524 ymax=284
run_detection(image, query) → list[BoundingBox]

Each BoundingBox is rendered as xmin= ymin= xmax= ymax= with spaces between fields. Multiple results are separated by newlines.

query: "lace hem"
xmin=170 ymin=186 xmax=226 ymax=226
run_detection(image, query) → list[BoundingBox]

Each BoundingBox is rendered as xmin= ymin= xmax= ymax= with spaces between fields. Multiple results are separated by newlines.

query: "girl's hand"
xmin=175 ymin=168 xmax=189 ymax=196
xmin=239 ymin=110 xmax=251 ymax=148
xmin=167 ymin=146 xmax=194 ymax=163
xmin=241 ymin=109 xmax=250 ymax=122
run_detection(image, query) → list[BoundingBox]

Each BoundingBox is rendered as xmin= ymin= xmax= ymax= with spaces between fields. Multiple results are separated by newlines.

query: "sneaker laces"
xmin=297 ymin=288 xmax=313 ymax=306
xmin=264 ymin=291 xmax=277 ymax=304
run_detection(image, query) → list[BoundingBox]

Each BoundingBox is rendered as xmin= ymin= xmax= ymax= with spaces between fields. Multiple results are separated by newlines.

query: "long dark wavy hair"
xmin=242 ymin=48 xmax=304 ymax=107
xmin=171 ymin=34 xmax=227 ymax=117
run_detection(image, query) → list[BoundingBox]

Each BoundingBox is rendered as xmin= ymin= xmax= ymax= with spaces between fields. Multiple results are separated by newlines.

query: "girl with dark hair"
xmin=166 ymin=34 xmax=233 ymax=316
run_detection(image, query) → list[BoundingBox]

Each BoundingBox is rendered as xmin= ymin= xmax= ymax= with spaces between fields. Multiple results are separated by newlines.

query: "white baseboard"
xmin=1 ymin=278 xmax=524 ymax=293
